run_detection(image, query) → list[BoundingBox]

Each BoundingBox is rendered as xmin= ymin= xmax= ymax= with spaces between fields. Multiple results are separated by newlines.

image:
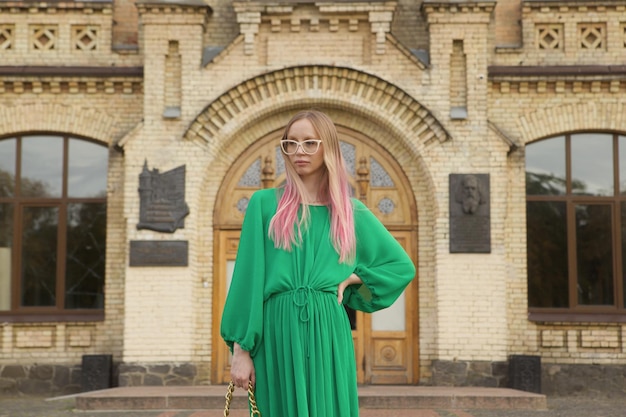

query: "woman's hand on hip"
xmin=231 ymin=343 xmax=255 ymax=389
xmin=337 ymin=273 xmax=363 ymax=304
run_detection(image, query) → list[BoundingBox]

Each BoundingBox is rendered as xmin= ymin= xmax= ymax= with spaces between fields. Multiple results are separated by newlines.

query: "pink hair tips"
xmin=268 ymin=110 xmax=355 ymax=263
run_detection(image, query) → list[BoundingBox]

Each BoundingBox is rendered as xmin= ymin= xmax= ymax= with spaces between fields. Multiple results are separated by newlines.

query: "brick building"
xmin=0 ymin=0 xmax=625 ymax=396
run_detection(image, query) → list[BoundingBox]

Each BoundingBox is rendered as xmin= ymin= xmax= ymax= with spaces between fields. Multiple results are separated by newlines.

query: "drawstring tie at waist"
xmin=292 ymin=286 xmax=313 ymax=323
xmin=277 ymin=286 xmax=335 ymax=357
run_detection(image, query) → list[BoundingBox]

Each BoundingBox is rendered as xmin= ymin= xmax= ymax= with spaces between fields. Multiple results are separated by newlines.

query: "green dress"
xmin=220 ymin=188 xmax=415 ymax=416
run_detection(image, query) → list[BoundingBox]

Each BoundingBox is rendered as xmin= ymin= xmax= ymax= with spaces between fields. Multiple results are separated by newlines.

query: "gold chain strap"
xmin=247 ymin=381 xmax=261 ymax=416
xmin=224 ymin=382 xmax=234 ymax=417
xmin=224 ymin=381 xmax=262 ymax=416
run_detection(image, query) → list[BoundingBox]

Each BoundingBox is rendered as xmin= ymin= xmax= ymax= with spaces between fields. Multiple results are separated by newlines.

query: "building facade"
xmin=0 ymin=0 xmax=625 ymax=396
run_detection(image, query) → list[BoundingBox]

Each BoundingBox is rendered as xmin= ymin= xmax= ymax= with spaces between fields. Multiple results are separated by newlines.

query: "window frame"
xmin=527 ymin=131 xmax=626 ymax=323
xmin=0 ymin=133 xmax=107 ymax=322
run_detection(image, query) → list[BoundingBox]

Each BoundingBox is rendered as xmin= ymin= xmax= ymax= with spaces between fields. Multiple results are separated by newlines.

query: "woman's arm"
xmin=337 ymin=273 xmax=363 ymax=304
xmin=231 ymin=343 xmax=256 ymax=389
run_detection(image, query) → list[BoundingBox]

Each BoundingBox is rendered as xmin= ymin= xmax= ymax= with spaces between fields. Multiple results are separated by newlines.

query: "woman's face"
xmin=284 ymin=118 xmax=326 ymax=181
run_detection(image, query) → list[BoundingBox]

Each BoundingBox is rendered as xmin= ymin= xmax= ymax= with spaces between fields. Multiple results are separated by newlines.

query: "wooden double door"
xmin=212 ymin=126 xmax=419 ymax=384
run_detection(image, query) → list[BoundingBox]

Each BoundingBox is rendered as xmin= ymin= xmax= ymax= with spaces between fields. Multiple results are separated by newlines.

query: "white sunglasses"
xmin=280 ymin=139 xmax=322 ymax=155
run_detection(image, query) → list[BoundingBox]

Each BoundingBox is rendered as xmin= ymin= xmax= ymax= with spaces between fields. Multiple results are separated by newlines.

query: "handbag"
xmin=224 ymin=380 xmax=262 ymax=416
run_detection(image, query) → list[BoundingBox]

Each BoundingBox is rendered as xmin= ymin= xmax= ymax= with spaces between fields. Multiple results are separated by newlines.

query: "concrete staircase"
xmin=74 ymin=385 xmax=547 ymax=411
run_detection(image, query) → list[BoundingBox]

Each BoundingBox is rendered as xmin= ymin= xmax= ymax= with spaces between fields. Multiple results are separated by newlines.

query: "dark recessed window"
xmin=526 ymin=132 xmax=626 ymax=321
xmin=0 ymin=135 xmax=107 ymax=320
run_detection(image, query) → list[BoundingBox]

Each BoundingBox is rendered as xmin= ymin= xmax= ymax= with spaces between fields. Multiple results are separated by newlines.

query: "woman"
xmin=220 ymin=109 xmax=415 ymax=416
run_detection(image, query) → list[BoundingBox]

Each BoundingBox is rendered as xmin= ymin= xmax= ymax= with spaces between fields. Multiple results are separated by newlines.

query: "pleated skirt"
xmin=253 ymin=287 xmax=359 ymax=417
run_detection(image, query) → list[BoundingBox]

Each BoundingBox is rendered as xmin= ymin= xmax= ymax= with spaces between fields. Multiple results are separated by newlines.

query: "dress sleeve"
xmin=220 ymin=191 xmax=267 ymax=356
xmin=343 ymin=200 xmax=416 ymax=313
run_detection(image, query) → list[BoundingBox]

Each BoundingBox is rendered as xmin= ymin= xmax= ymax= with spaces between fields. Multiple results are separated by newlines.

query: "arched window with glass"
xmin=526 ymin=132 xmax=626 ymax=321
xmin=0 ymin=134 xmax=108 ymax=320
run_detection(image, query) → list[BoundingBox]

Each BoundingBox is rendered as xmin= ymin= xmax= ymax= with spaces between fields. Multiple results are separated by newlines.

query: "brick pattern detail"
xmin=15 ymin=327 xmax=55 ymax=348
xmin=513 ymin=102 xmax=626 ymax=145
xmin=580 ymin=329 xmax=620 ymax=349
xmin=0 ymin=24 xmax=13 ymax=50
xmin=578 ymin=23 xmax=606 ymax=49
xmin=449 ymin=40 xmax=467 ymax=108
xmin=493 ymin=80 xmax=625 ymax=95
xmin=30 ymin=25 xmax=57 ymax=50
xmin=495 ymin=5 xmax=626 ymax=67
xmin=163 ymin=40 xmax=181 ymax=112
xmin=0 ymin=79 xmax=139 ymax=95
xmin=185 ymin=66 xmax=451 ymax=147
xmin=0 ymin=103 xmax=124 ymax=143
xmin=536 ymin=24 xmax=563 ymax=49
xmin=539 ymin=326 xmax=623 ymax=357
xmin=0 ymin=3 xmax=140 ymax=67
xmin=541 ymin=330 xmax=566 ymax=348
xmin=67 ymin=326 xmax=93 ymax=348
xmin=72 ymin=25 xmax=99 ymax=51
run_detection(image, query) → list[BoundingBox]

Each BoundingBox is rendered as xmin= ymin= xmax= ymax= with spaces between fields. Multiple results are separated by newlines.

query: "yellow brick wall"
xmin=487 ymin=1 xmax=626 ymax=367
xmin=0 ymin=87 xmax=141 ymax=363
xmin=490 ymin=87 xmax=626 ymax=363
xmin=0 ymin=3 xmax=141 ymax=67
xmin=1 ymin=0 xmax=626 ymax=387
xmin=0 ymin=4 xmax=141 ymax=365
xmin=493 ymin=2 xmax=626 ymax=66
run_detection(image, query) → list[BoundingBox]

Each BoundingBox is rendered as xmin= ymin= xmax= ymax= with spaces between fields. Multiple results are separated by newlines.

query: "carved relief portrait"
xmin=449 ymin=173 xmax=490 ymax=253
xmin=454 ymin=174 xmax=488 ymax=216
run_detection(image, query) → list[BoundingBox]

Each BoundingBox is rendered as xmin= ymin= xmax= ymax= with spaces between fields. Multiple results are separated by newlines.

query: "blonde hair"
xmin=268 ymin=110 xmax=355 ymax=263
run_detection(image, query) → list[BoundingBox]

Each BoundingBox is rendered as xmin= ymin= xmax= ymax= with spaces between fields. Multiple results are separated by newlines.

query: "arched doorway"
xmin=211 ymin=124 xmax=419 ymax=384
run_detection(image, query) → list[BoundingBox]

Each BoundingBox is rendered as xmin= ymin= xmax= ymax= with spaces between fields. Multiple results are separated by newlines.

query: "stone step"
xmin=74 ymin=385 xmax=547 ymax=411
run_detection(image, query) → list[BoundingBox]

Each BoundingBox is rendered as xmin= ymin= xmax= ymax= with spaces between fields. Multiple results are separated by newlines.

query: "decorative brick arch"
xmin=191 ymin=65 xmax=442 ymax=246
xmin=0 ymin=103 xmax=116 ymax=144
xmin=183 ymin=65 xmax=451 ymax=150
xmin=192 ymin=65 xmax=442 ymax=233
xmin=518 ymin=101 xmax=626 ymax=144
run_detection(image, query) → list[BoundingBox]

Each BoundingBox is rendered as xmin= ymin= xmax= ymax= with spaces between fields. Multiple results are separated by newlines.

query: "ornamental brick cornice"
xmin=489 ymin=65 xmax=626 ymax=94
xmin=0 ymin=0 xmax=112 ymax=13
xmin=0 ymin=67 xmax=143 ymax=95
xmin=136 ymin=0 xmax=211 ymax=12
xmin=316 ymin=1 xmax=397 ymax=13
xmin=522 ymin=0 xmax=626 ymax=13
xmin=421 ymin=1 xmax=496 ymax=14
xmin=136 ymin=0 xmax=212 ymax=25
xmin=0 ymin=66 xmax=143 ymax=77
xmin=0 ymin=79 xmax=142 ymax=95
xmin=421 ymin=0 xmax=496 ymax=23
xmin=489 ymin=65 xmax=626 ymax=77
xmin=490 ymin=80 xmax=624 ymax=96
xmin=233 ymin=1 xmax=397 ymax=54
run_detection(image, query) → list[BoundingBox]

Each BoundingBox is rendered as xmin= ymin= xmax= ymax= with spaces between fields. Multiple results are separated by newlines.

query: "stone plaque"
xmin=449 ymin=173 xmax=491 ymax=253
xmin=129 ymin=240 xmax=188 ymax=267
xmin=137 ymin=160 xmax=190 ymax=233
